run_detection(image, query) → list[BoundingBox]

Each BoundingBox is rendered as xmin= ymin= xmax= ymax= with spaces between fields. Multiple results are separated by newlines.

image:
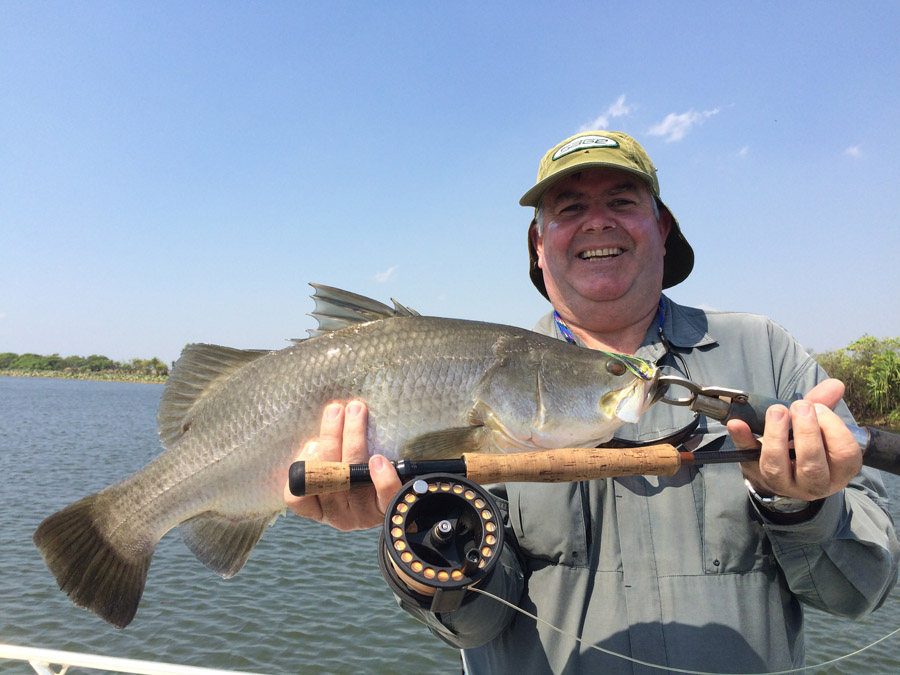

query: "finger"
xmin=726 ymin=419 xmax=760 ymax=450
xmin=317 ymin=402 xmax=348 ymax=461
xmin=370 ymin=454 xmax=403 ymax=515
xmin=343 ymin=402 xmax=378 ymax=517
xmin=341 ymin=401 xmax=370 ymax=464
xmin=790 ymin=400 xmax=831 ymax=498
xmin=803 ymin=378 xmax=845 ymax=409
xmin=814 ymin=402 xmax=863 ymax=487
xmin=755 ymin=404 xmax=795 ymax=494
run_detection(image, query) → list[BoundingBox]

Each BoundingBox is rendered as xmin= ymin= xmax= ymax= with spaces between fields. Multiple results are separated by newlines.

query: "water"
xmin=1 ymin=376 xmax=898 ymax=674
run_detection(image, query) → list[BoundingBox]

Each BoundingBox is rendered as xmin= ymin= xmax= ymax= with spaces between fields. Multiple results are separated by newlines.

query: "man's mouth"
xmin=578 ymin=248 xmax=624 ymax=261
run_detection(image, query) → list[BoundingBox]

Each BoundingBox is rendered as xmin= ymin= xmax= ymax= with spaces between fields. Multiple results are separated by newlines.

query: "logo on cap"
xmin=552 ymin=135 xmax=619 ymax=161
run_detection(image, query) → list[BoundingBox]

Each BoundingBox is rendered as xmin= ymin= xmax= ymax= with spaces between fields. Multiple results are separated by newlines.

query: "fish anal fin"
xmin=179 ymin=511 xmax=279 ymax=578
xmin=158 ymin=345 xmax=270 ymax=447
xmin=33 ymin=494 xmax=152 ymax=629
xmin=400 ymin=426 xmax=491 ymax=461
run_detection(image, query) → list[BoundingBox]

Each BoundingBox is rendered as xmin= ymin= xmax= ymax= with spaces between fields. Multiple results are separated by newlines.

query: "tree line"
xmin=0 ymin=352 xmax=170 ymax=378
xmin=813 ymin=336 xmax=900 ymax=429
xmin=2 ymin=336 xmax=898 ymax=427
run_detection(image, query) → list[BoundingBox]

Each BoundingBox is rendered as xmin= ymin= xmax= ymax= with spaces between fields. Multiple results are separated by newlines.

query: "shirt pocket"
xmin=507 ymin=481 xmax=590 ymax=568
xmin=697 ymin=456 xmax=776 ymax=574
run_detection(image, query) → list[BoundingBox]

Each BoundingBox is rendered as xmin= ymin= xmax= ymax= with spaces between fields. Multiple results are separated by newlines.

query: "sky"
xmin=2 ymin=1 xmax=899 ymax=367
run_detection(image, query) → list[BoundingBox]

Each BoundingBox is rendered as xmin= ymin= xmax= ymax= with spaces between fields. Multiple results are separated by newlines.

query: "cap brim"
xmin=519 ymin=161 xmax=657 ymax=207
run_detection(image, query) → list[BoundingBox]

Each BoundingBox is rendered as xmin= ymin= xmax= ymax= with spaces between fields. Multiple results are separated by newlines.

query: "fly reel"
xmin=378 ymin=473 xmax=503 ymax=613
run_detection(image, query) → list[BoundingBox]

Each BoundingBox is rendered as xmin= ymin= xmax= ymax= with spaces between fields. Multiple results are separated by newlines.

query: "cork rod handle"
xmin=288 ymin=445 xmax=683 ymax=497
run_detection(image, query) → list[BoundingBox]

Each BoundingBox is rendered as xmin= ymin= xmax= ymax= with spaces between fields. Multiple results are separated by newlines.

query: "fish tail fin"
xmin=33 ymin=494 xmax=153 ymax=629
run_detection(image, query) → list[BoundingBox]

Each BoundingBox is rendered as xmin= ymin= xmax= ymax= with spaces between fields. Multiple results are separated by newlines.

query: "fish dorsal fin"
xmin=400 ymin=426 xmax=492 ymax=460
xmin=305 ymin=283 xmax=420 ymax=338
xmin=158 ymin=344 xmax=270 ymax=447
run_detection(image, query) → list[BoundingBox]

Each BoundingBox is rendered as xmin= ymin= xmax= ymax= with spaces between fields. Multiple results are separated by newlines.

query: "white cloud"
xmin=844 ymin=145 xmax=862 ymax=158
xmin=579 ymin=94 xmax=634 ymax=131
xmin=0 ymin=312 xmax=6 ymax=320
xmin=737 ymin=145 xmax=750 ymax=158
xmin=648 ymin=108 xmax=720 ymax=143
xmin=374 ymin=265 xmax=398 ymax=283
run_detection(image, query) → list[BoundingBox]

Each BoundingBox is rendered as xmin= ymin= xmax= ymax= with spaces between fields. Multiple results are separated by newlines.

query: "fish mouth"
xmin=578 ymin=247 xmax=624 ymax=261
xmin=614 ymin=377 xmax=658 ymax=424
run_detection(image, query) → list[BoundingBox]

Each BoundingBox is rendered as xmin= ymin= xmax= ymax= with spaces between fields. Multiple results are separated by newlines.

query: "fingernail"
xmin=793 ymin=401 xmax=813 ymax=417
xmin=768 ymin=406 xmax=787 ymax=422
xmin=326 ymin=404 xmax=341 ymax=419
xmin=347 ymin=401 xmax=362 ymax=417
xmin=370 ymin=455 xmax=384 ymax=471
xmin=813 ymin=403 xmax=830 ymax=416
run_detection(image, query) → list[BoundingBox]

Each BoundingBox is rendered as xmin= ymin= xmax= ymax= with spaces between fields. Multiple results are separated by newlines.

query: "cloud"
xmin=844 ymin=145 xmax=862 ymax=158
xmin=648 ymin=108 xmax=720 ymax=143
xmin=737 ymin=145 xmax=750 ymax=158
xmin=579 ymin=95 xmax=634 ymax=131
xmin=374 ymin=265 xmax=398 ymax=283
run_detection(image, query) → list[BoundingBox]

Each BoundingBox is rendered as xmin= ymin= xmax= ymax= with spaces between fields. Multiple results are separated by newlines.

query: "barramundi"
xmin=33 ymin=284 xmax=658 ymax=628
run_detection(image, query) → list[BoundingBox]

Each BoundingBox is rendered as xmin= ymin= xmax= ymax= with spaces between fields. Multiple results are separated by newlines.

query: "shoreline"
xmin=0 ymin=370 xmax=167 ymax=385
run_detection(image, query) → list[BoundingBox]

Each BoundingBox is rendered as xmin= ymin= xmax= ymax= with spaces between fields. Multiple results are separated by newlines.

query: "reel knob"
xmin=378 ymin=473 xmax=504 ymax=613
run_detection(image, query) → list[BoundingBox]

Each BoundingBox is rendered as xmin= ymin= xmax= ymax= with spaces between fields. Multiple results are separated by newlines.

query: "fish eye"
xmin=607 ymin=360 xmax=626 ymax=377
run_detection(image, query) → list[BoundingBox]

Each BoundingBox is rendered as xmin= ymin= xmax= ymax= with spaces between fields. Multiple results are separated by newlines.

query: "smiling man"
xmin=286 ymin=131 xmax=899 ymax=673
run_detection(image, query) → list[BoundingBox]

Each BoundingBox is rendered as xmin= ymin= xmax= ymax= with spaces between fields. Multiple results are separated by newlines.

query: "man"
xmin=286 ymin=131 xmax=899 ymax=673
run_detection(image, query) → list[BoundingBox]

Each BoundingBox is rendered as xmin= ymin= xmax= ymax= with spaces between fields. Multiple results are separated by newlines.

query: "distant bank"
xmin=0 ymin=370 xmax=166 ymax=384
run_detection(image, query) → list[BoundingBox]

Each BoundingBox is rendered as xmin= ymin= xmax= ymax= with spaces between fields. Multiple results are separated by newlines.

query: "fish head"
xmin=475 ymin=336 xmax=659 ymax=452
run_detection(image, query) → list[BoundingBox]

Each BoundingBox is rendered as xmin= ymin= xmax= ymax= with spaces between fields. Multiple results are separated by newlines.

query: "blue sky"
xmin=2 ymin=2 xmax=899 ymax=367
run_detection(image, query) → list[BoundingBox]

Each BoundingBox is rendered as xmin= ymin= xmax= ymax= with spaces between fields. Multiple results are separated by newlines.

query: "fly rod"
xmin=288 ymin=445 xmax=759 ymax=497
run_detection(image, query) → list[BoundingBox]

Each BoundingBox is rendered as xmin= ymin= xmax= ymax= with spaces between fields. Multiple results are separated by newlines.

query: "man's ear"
xmin=657 ymin=207 xmax=673 ymax=250
xmin=529 ymin=219 xmax=543 ymax=268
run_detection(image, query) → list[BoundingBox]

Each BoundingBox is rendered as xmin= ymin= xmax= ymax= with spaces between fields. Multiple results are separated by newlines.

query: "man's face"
xmin=530 ymin=168 xmax=671 ymax=313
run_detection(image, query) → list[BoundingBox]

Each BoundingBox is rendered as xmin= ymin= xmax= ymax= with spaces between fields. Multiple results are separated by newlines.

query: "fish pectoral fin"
xmin=179 ymin=511 xmax=279 ymax=578
xmin=400 ymin=426 xmax=491 ymax=460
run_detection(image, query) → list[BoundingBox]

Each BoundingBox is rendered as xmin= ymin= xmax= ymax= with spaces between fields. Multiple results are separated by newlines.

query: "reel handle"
xmin=288 ymin=444 xmax=684 ymax=497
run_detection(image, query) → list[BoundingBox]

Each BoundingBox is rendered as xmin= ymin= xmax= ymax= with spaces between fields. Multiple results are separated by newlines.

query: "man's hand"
xmin=727 ymin=378 xmax=862 ymax=502
xmin=283 ymin=401 xmax=402 ymax=531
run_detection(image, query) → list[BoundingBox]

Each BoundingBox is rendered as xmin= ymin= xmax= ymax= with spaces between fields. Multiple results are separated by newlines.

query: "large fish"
xmin=33 ymin=284 xmax=658 ymax=628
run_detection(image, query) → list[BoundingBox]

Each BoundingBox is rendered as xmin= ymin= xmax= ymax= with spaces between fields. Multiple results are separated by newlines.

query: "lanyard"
xmin=553 ymin=298 xmax=666 ymax=345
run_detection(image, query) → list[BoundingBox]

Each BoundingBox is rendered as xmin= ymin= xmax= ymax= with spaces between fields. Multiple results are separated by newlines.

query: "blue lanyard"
xmin=553 ymin=298 xmax=666 ymax=345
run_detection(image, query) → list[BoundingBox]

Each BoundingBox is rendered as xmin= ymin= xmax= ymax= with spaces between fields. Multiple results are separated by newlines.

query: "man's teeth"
xmin=579 ymin=248 xmax=623 ymax=260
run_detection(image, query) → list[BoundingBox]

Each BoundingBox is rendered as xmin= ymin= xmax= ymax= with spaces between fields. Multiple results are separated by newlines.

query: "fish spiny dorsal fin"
xmin=158 ymin=345 xmax=270 ymax=447
xmin=305 ymin=283 xmax=419 ymax=338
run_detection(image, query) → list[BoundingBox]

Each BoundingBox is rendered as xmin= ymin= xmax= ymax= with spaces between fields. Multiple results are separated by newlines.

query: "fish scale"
xmin=33 ymin=284 xmax=658 ymax=628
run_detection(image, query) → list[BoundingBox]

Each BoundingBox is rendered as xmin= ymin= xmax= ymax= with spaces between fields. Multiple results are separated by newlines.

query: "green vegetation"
xmin=0 ymin=352 xmax=170 ymax=383
xmin=812 ymin=336 xmax=900 ymax=429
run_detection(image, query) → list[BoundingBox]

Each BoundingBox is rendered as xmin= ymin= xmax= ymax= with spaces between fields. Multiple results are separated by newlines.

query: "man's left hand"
xmin=728 ymin=378 xmax=863 ymax=502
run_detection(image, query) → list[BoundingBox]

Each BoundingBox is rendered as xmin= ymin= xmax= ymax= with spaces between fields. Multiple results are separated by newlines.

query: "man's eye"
xmin=610 ymin=199 xmax=635 ymax=208
xmin=559 ymin=203 xmax=584 ymax=214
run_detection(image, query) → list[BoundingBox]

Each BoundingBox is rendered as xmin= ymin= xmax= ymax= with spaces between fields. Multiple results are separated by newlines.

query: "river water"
xmin=1 ymin=376 xmax=897 ymax=674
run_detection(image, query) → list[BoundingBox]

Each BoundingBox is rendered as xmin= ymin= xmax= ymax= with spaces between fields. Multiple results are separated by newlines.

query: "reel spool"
xmin=378 ymin=473 xmax=504 ymax=613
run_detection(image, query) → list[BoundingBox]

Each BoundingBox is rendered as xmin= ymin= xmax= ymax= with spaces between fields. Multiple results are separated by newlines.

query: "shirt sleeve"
xmin=759 ymin=324 xmax=900 ymax=618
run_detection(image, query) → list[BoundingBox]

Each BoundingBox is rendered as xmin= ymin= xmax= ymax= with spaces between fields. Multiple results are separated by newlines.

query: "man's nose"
xmin=580 ymin=205 xmax=614 ymax=231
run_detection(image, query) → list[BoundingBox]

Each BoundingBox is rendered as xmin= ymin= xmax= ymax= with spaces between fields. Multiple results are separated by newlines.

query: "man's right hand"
xmin=283 ymin=401 xmax=402 ymax=531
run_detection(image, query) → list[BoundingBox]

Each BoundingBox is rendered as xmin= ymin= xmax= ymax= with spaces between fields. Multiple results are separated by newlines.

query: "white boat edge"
xmin=0 ymin=643 xmax=272 ymax=675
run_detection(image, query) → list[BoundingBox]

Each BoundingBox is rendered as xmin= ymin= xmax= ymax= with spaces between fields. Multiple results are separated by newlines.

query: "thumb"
xmin=370 ymin=455 xmax=403 ymax=515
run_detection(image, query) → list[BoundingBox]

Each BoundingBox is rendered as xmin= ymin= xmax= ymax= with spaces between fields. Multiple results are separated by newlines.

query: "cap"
xmin=521 ymin=131 xmax=694 ymax=298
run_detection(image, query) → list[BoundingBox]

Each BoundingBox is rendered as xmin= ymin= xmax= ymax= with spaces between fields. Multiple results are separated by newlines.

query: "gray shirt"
xmin=397 ymin=296 xmax=899 ymax=674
